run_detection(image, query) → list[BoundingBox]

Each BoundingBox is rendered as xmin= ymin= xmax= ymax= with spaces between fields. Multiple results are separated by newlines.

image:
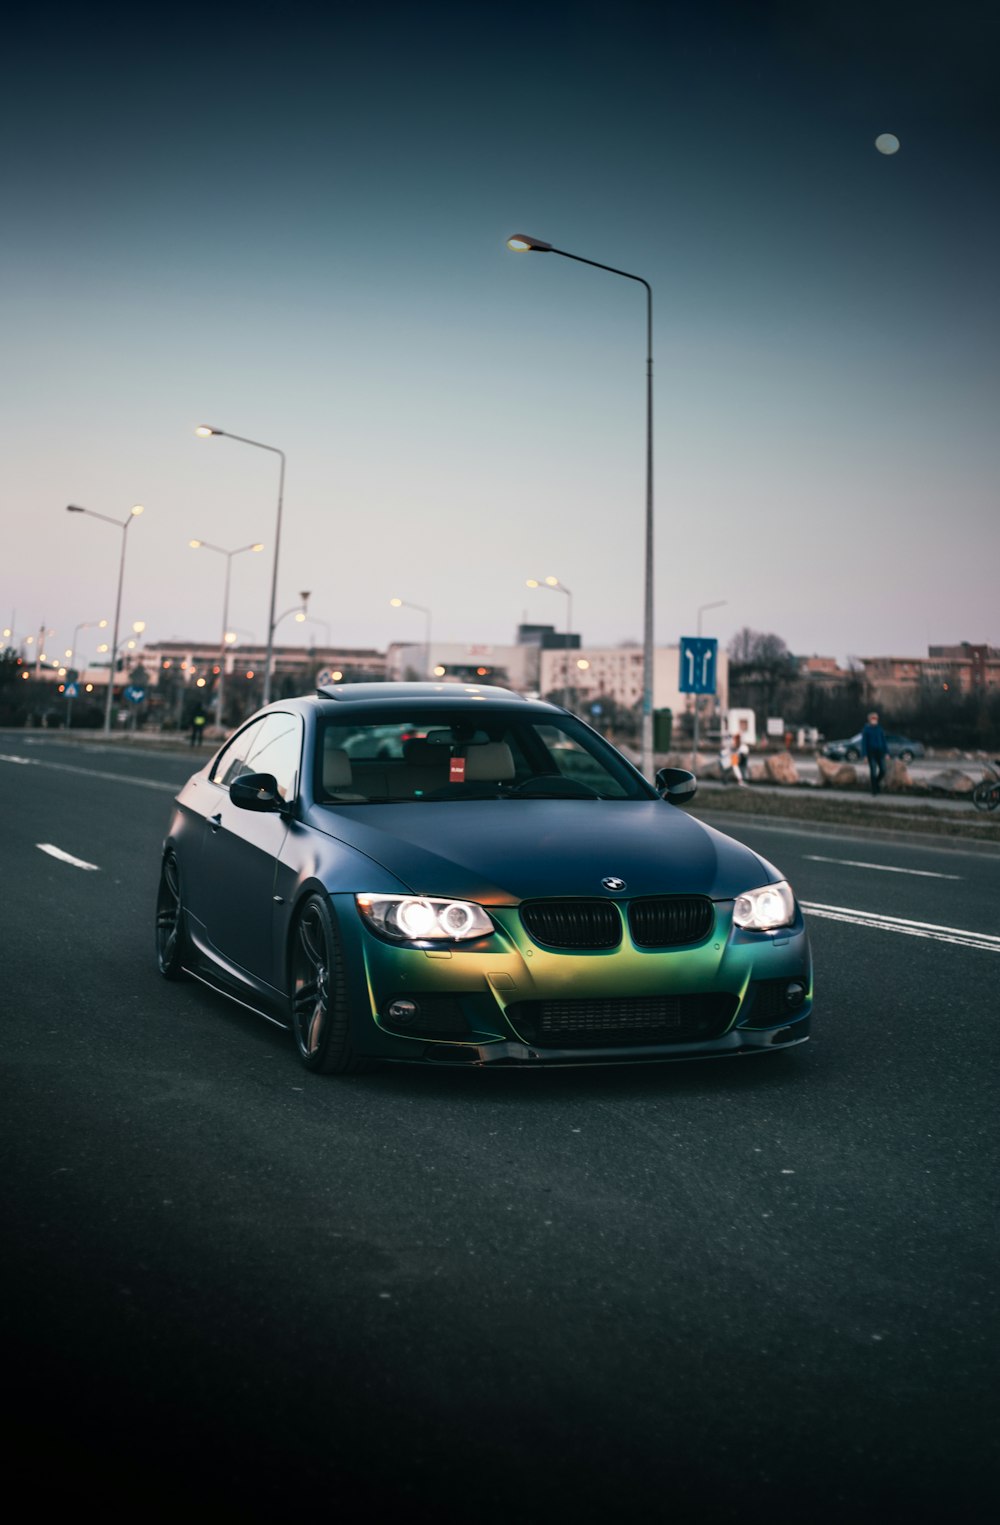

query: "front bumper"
xmin=333 ymin=894 xmax=814 ymax=1066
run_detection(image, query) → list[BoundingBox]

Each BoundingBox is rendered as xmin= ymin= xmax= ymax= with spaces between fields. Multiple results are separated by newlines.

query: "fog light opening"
xmin=386 ymin=998 xmax=420 ymax=1027
xmin=785 ymin=981 xmax=807 ymax=1010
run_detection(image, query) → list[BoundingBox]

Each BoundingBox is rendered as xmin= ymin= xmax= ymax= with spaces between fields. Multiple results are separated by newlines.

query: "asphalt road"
xmin=1 ymin=736 xmax=997 ymax=1523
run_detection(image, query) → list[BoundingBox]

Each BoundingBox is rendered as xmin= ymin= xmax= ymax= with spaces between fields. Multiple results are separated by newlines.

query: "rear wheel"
xmin=845 ymin=747 xmax=860 ymax=761
xmin=290 ymin=895 xmax=369 ymax=1073
xmin=155 ymin=852 xmax=189 ymax=979
xmin=972 ymin=780 xmax=1000 ymax=812
xmin=900 ymin=749 xmax=914 ymax=762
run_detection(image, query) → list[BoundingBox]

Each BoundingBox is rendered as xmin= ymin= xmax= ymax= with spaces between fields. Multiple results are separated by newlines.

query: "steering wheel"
xmin=505 ymin=774 xmax=599 ymax=799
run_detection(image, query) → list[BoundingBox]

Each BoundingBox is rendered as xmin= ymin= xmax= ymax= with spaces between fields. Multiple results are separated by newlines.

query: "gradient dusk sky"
xmin=3 ymin=0 xmax=997 ymax=669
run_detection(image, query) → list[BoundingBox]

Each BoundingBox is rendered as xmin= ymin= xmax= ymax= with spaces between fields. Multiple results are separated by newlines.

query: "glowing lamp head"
xmin=251 ymin=543 xmax=264 ymax=553
xmin=506 ymin=234 xmax=553 ymax=252
xmin=195 ymin=425 xmax=220 ymax=437
xmin=130 ymin=504 xmax=144 ymax=517
xmin=390 ymin=598 xmax=403 ymax=608
xmin=189 ymin=539 xmax=202 ymax=549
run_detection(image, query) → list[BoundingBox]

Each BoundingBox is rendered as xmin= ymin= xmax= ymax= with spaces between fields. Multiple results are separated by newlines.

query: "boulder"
xmin=816 ymin=755 xmax=858 ymax=788
xmin=926 ymin=768 xmax=975 ymax=795
xmin=884 ymin=758 xmax=912 ymax=792
xmin=763 ymin=751 xmax=799 ymax=786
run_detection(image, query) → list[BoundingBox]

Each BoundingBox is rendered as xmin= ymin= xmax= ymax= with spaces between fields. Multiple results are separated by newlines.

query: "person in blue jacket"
xmin=861 ymin=711 xmax=889 ymax=795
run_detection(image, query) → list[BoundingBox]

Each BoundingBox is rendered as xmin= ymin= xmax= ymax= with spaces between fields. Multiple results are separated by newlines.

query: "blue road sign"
xmin=124 ymin=686 xmax=146 ymax=704
xmin=678 ymin=637 xmax=718 ymax=695
xmin=64 ymin=683 xmax=79 ymax=698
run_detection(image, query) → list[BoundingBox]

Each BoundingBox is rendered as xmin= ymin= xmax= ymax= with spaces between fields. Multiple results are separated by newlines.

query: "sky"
xmin=3 ymin=0 xmax=998 ymax=671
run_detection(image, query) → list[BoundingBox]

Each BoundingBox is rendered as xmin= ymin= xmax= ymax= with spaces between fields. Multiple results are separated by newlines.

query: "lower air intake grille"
xmin=628 ymin=896 xmax=714 ymax=947
xmin=506 ymin=993 xmax=736 ymax=1048
xmin=520 ymin=900 xmax=622 ymax=949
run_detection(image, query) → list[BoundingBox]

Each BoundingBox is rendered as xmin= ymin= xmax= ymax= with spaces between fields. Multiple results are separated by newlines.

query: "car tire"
xmin=900 ymin=749 xmax=914 ymax=762
xmin=845 ymin=747 xmax=860 ymax=761
xmin=972 ymin=781 xmax=1000 ymax=813
xmin=155 ymin=851 xmax=190 ymax=980
xmin=290 ymin=895 xmax=370 ymax=1074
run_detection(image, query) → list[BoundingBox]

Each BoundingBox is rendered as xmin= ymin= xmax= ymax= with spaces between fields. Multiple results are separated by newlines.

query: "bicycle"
xmin=971 ymin=759 xmax=1000 ymax=812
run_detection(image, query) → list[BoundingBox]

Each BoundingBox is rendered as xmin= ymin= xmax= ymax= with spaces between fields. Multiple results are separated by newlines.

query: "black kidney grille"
xmin=520 ymin=900 xmax=622 ymax=949
xmin=627 ymin=896 xmax=714 ymax=947
xmin=506 ymin=993 xmax=736 ymax=1048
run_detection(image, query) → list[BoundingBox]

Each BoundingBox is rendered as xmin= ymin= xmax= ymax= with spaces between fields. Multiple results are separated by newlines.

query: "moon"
xmin=875 ymin=133 xmax=900 ymax=155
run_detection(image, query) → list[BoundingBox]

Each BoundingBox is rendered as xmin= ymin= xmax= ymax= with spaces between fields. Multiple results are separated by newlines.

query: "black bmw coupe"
xmin=157 ymin=683 xmax=812 ymax=1072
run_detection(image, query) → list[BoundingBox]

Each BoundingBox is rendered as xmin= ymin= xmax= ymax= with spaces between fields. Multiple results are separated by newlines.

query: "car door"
xmin=198 ymin=712 xmax=303 ymax=989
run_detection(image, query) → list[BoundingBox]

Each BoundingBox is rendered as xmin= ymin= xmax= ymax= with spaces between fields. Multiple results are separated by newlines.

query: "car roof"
xmin=315 ymin=681 xmax=530 ymax=704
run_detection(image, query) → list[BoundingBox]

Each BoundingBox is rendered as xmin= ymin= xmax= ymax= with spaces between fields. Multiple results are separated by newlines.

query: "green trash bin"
xmin=653 ymin=708 xmax=672 ymax=752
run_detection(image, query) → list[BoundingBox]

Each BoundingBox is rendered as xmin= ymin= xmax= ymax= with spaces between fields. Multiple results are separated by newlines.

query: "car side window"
xmin=243 ymin=713 xmax=302 ymax=801
xmin=211 ymin=719 xmax=268 ymax=789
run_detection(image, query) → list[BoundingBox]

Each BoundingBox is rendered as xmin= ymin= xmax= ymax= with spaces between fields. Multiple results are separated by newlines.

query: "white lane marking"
xmin=804 ymin=854 xmax=961 ymax=881
xmin=0 ymin=753 xmax=177 ymax=792
xmin=801 ymin=901 xmax=1000 ymax=953
xmin=37 ymin=843 xmax=100 ymax=871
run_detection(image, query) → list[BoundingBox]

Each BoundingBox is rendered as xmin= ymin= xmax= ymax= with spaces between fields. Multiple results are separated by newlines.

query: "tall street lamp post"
xmin=508 ymin=233 xmax=655 ymax=778
xmin=196 ymin=427 xmax=285 ymax=707
xmin=390 ymin=598 xmax=433 ymax=678
xmin=692 ymin=599 xmax=728 ymax=770
xmin=189 ymin=539 xmax=264 ymax=728
xmin=66 ymin=503 xmax=144 ymax=733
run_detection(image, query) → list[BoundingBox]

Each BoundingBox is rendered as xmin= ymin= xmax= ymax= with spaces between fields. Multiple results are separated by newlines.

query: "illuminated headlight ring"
xmin=356 ymin=894 xmax=493 ymax=942
xmin=732 ymin=880 xmax=796 ymax=932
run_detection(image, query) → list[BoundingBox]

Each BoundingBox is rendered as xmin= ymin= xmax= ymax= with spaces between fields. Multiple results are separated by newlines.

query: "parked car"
xmin=156 ymin=682 xmax=813 ymax=1073
xmin=823 ymin=732 xmax=925 ymax=762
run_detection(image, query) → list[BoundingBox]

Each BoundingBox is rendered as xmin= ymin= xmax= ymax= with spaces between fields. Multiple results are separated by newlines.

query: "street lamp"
xmin=195 ymin=426 xmax=285 ymax=707
xmin=692 ymin=599 xmax=728 ymax=770
xmin=526 ymin=576 xmax=573 ymax=647
xmin=66 ymin=503 xmax=144 ymax=733
xmin=390 ymin=597 xmax=433 ymax=679
xmin=189 ymin=538 xmax=264 ymax=728
xmin=508 ymin=233 xmax=654 ymax=778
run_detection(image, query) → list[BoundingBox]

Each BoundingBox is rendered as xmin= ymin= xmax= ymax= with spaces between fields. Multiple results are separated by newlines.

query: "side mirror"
xmin=230 ymin=771 xmax=283 ymax=812
xmin=655 ymin=767 xmax=697 ymax=805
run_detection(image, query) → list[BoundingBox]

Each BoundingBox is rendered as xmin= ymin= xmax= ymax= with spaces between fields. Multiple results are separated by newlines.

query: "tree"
xmin=727 ymin=628 xmax=796 ymax=720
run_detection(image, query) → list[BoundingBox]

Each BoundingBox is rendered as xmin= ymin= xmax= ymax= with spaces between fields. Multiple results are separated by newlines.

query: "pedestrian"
xmin=719 ymin=731 xmax=734 ymax=783
xmin=190 ymin=702 xmax=208 ymax=747
xmin=860 ymin=710 xmax=889 ymax=795
xmin=737 ymin=737 xmax=750 ymax=785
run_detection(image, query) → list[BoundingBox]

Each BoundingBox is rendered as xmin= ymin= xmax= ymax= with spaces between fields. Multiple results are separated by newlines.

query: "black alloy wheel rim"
xmin=156 ymin=857 xmax=181 ymax=966
xmin=293 ymin=906 xmax=330 ymax=1057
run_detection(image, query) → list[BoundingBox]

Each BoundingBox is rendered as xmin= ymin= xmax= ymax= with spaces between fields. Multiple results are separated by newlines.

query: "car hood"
xmin=307 ymin=799 xmax=779 ymax=903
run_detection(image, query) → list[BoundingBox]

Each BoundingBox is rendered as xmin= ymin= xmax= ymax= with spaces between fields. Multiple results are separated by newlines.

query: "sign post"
xmin=679 ymin=637 xmax=718 ymax=771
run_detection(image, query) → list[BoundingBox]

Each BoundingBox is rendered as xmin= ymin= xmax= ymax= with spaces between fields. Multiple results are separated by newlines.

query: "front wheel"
xmin=900 ymin=750 xmax=914 ymax=763
xmin=972 ymin=780 xmax=1000 ymax=813
xmin=155 ymin=852 xmax=189 ymax=979
xmin=845 ymin=748 xmax=860 ymax=762
xmin=290 ymin=896 xmax=369 ymax=1074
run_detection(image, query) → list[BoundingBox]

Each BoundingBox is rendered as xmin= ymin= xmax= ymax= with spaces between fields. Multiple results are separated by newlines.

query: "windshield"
xmin=315 ymin=708 xmax=653 ymax=804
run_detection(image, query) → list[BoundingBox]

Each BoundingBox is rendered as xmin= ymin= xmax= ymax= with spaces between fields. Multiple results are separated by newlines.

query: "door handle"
xmin=210 ymin=812 xmax=223 ymax=834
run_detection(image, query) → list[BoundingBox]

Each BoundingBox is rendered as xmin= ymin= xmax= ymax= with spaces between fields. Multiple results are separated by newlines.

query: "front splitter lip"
xmin=381 ymin=1017 xmax=811 ymax=1067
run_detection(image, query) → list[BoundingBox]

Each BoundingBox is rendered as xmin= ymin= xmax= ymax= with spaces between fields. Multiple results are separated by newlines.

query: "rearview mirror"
xmin=655 ymin=767 xmax=697 ymax=805
xmin=230 ymin=772 xmax=283 ymax=812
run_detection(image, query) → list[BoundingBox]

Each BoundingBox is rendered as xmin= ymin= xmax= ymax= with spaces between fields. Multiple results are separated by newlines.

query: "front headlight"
xmin=732 ymin=880 xmax=796 ymax=932
xmin=355 ymin=894 xmax=493 ymax=942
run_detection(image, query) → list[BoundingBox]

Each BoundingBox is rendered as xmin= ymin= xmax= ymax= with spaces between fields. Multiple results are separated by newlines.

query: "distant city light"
xmin=875 ymin=133 xmax=900 ymax=155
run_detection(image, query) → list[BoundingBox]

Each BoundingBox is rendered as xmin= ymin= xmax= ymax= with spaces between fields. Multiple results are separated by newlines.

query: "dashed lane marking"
xmin=37 ymin=844 xmax=100 ymax=871
xmin=804 ymin=854 xmax=961 ymax=880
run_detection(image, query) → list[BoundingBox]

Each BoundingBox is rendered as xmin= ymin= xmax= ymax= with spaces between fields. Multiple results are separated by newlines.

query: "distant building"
xmin=539 ymin=644 xmax=729 ymax=717
xmin=861 ymin=643 xmax=1000 ymax=706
